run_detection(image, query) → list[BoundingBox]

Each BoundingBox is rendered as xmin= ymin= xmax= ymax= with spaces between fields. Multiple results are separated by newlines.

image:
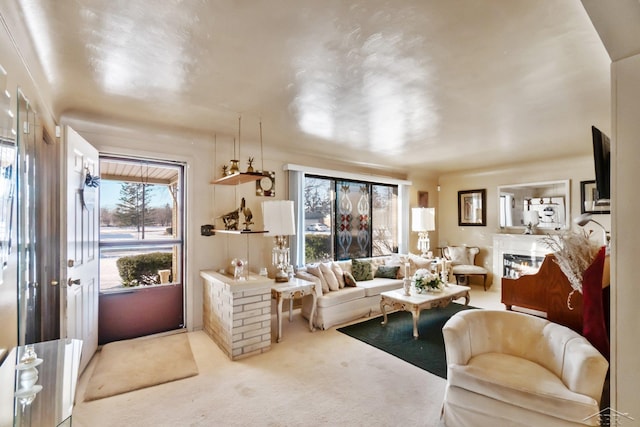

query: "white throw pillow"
xmin=320 ymin=262 xmax=340 ymax=291
xmin=331 ymin=262 xmax=346 ymax=288
xmin=306 ymin=264 xmax=329 ymax=293
xmin=448 ymin=247 xmax=472 ymax=265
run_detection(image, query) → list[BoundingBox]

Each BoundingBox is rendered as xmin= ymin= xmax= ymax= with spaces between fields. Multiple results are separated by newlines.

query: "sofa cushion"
xmin=374 ymin=265 xmax=400 ymax=279
xmin=385 ymin=254 xmax=409 ymax=278
xmin=447 ymin=246 xmax=473 ymax=265
xmin=320 ymin=262 xmax=340 ymax=291
xmin=408 ymin=253 xmax=432 ymax=275
xmin=331 ymin=263 xmax=345 ymax=288
xmin=356 ymin=278 xmax=403 ymax=297
xmin=336 ymin=259 xmax=352 ymax=274
xmin=352 ymin=259 xmax=373 ymax=281
xmin=448 ymin=353 xmax=599 ymax=424
xmin=316 ymin=286 xmax=366 ymax=308
xmin=306 ymin=264 xmax=329 ymax=293
xmin=343 ymin=271 xmax=357 ymax=287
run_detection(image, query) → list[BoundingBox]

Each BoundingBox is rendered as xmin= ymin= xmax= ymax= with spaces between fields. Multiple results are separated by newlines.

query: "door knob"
xmin=68 ymin=278 xmax=81 ymax=287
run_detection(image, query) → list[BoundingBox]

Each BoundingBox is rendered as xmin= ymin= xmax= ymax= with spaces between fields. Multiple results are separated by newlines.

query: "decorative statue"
xmin=220 ymin=207 xmax=240 ymax=230
xmin=241 ymin=197 xmax=253 ymax=230
xmin=247 ymin=157 xmax=255 ymax=173
xmin=222 ymin=164 xmax=229 ymax=176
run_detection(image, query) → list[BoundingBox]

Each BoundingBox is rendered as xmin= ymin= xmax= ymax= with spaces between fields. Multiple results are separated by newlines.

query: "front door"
xmin=63 ymin=126 xmax=99 ymax=373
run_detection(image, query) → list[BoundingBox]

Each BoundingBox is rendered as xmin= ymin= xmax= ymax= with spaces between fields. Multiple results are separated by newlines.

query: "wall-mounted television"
xmin=591 ymin=126 xmax=610 ymax=205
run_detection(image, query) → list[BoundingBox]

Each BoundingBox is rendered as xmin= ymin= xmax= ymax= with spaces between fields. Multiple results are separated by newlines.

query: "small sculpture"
xmin=247 ymin=157 xmax=255 ymax=173
xmin=220 ymin=208 xmax=240 ymax=230
xmin=222 ymin=164 xmax=229 ymax=176
xmin=241 ymin=197 xmax=253 ymax=230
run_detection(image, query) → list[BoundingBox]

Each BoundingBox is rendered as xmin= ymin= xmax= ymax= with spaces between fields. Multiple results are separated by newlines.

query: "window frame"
xmin=98 ymin=154 xmax=185 ymax=292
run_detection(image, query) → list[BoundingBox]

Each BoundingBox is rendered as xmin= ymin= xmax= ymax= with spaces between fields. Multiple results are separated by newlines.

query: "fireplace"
xmin=492 ymin=234 xmax=553 ymax=288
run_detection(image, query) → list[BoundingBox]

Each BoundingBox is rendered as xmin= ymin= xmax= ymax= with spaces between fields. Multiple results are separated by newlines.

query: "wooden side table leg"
xmin=464 ymin=291 xmax=470 ymax=306
xmin=276 ymin=294 xmax=284 ymax=343
xmin=289 ymin=298 xmax=294 ymax=322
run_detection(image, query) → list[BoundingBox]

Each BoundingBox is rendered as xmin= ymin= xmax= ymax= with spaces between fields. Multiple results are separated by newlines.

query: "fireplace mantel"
xmin=492 ymin=234 xmax=554 ymax=289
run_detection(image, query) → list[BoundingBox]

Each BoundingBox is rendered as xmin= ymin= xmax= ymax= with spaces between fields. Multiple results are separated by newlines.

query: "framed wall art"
xmin=417 ymin=191 xmax=429 ymax=208
xmin=458 ymin=189 xmax=486 ymax=226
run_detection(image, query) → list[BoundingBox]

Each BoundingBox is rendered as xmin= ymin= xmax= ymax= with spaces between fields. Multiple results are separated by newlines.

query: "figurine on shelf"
xmin=222 ymin=164 xmax=229 ymax=176
xmin=220 ymin=207 xmax=240 ymax=230
xmin=228 ymin=159 xmax=240 ymax=174
xmin=247 ymin=157 xmax=255 ymax=173
xmin=241 ymin=197 xmax=253 ymax=231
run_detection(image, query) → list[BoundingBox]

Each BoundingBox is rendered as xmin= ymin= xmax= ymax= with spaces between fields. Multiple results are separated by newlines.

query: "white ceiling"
xmin=2 ymin=0 xmax=611 ymax=175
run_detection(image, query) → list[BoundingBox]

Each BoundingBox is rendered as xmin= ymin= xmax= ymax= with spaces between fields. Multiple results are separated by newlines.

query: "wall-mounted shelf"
xmin=211 ymin=172 xmax=264 ymax=185
xmin=215 ymin=229 xmax=269 ymax=235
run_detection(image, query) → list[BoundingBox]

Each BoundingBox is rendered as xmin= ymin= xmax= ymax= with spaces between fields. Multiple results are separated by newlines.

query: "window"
xmin=99 ymin=156 xmax=184 ymax=292
xmin=303 ymin=175 xmax=398 ymax=263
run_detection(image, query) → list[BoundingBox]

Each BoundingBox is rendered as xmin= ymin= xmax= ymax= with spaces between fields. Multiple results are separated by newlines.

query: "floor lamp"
xmin=262 ymin=200 xmax=296 ymax=282
xmin=412 ymin=207 xmax=435 ymax=258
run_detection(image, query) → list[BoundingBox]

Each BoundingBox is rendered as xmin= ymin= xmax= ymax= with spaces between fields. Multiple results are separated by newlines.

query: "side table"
xmin=271 ymin=277 xmax=317 ymax=342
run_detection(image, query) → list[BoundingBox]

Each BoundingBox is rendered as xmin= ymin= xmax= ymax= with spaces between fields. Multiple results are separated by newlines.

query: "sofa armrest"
xmin=295 ymin=271 xmax=323 ymax=298
xmin=442 ymin=314 xmax=473 ymax=366
xmin=561 ymin=337 xmax=609 ymax=401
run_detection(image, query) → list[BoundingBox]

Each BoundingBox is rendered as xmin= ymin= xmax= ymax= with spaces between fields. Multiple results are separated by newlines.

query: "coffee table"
xmin=379 ymin=284 xmax=471 ymax=339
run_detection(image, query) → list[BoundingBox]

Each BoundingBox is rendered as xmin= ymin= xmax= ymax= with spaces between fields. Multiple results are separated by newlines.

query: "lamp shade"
xmin=262 ymin=200 xmax=296 ymax=236
xmin=412 ymin=207 xmax=435 ymax=232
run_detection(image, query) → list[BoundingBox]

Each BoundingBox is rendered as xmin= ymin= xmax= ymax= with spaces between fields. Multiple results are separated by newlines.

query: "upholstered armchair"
xmin=443 ymin=246 xmax=489 ymax=290
xmin=442 ymin=310 xmax=609 ymax=427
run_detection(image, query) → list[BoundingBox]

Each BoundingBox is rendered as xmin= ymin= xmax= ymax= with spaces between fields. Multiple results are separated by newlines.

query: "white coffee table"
xmin=379 ymin=284 xmax=471 ymax=339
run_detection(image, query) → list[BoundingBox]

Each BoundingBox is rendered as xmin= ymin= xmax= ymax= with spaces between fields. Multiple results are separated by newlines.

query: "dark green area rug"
xmin=337 ymin=303 xmax=477 ymax=379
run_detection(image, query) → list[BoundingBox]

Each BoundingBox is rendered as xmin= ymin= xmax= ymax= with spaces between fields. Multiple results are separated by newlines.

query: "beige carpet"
xmin=84 ymin=333 xmax=198 ymax=401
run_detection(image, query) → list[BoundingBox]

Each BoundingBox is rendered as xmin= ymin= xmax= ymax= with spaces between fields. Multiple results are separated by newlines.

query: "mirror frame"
xmin=498 ymin=179 xmax=571 ymax=231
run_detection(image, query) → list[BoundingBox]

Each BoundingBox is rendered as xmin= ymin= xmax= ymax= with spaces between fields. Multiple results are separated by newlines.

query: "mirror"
xmin=498 ymin=180 xmax=570 ymax=232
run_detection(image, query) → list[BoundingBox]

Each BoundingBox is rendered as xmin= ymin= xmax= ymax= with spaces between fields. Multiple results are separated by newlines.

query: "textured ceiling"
xmin=2 ymin=0 xmax=611 ymax=174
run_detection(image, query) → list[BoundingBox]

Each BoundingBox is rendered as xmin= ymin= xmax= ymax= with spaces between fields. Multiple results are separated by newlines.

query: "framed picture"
xmin=458 ymin=189 xmax=486 ymax=226
xmin=417 ymin=191 xmax=429 ymax=208
xmin=581 ymin=180 xmax=610 ymax=214
xmin=256 ymin=171 xmax=276 ymax=197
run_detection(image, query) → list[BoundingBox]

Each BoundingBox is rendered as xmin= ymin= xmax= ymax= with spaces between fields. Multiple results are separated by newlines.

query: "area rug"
xmin=84 ymin=333 xmax=199 ymax=401
xmin=337 ymin=303 xmax=477 ymax=379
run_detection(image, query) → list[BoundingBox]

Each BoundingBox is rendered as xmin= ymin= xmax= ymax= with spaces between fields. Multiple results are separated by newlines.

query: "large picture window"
xmin=303 ymin=175 xmax=398 ymax=263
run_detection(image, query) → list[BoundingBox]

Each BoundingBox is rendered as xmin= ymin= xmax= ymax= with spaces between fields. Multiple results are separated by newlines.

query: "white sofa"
xmin=442 ymin=309 xmax=609 ymax=427
xmin=295 ymin=254 xmax=433 ymax=330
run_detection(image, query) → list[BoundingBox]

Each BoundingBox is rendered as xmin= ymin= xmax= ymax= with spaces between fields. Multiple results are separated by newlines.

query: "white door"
xmin=63 ymin=126 xmax=99 ymax=373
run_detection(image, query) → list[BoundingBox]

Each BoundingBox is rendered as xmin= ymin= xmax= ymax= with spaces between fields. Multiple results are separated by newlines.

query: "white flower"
xmin=413 ymin=268 xmax=442 ymax=290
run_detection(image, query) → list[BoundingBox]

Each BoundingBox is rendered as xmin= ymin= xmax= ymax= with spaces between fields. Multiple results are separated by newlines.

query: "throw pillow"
xmin=352 ymin=259 xmax=373 ymax=281
xmin=343 ymin=271 xmax=357 ymax=287
xmin=306 ymin=264 xmax=329 ymax=293
xmin=332 ymin=262 xmax=346 ymax=288
xmin=374 ymin=265 xmax=400 ymax=279
xmin=320 ymin=262 xmax=339 ymax=291
xmin=385 ymin=254 xmax=408 ymax=278
xmin=408 ymin=253 xmax=432 ymax=275
xmin=447 ymin=246 xmax=471 ymax=265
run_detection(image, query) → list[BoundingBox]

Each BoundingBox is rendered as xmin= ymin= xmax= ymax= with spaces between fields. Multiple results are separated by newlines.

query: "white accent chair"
xmin=443 ymin=246 xmax=489 ymax=290
xmin=442 ymin=310 xmax=609 ymax=427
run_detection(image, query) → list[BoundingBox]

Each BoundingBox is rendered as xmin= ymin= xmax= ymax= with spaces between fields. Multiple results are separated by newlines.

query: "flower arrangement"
xmin=541 ymin=230 xmax=602 ymax=309
xmin=413 ymin=268 xmax=443 ymax=293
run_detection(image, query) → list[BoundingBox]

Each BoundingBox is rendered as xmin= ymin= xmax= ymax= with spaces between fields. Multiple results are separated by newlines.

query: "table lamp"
xmin=262 ymin=200 xmax=296 ymax=282
xmin=411 ymin=207 xmax=435 ymax=258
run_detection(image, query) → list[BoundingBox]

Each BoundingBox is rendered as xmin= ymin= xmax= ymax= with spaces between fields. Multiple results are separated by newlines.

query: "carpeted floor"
xmin=84 ymin=332 xmax=198 ymax=401
xmin=337 ymin=303 xmax=477 ymax=378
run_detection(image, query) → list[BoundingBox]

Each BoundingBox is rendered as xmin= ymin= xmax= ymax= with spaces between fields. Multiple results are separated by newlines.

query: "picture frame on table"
xmin=580 ymin=180 xmax=610 ymax=214
xmin=458 ymin=189 xmax=486 ymax=226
